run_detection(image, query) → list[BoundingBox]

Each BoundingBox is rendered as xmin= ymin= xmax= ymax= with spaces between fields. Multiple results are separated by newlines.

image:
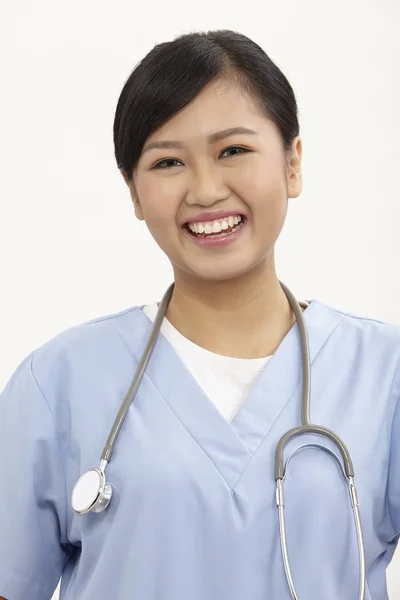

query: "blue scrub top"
xmin=1 ymin=298 xmax=400 ymax=600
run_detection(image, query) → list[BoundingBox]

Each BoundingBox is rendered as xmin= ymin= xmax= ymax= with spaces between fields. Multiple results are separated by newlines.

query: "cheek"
xmin=136 ymin=179 xmax=179 ymax=226
xmin=233 ymin=153 xmax=287 ymax=197
xmin=234 ymin=164 xmax=288 ymax=227
xmin=134 ymin=180 xmax=184 ymax=258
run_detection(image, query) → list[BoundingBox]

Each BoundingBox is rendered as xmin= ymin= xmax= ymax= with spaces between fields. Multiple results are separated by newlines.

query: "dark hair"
xmin=113 ymin=29 xmax=300 ymax=182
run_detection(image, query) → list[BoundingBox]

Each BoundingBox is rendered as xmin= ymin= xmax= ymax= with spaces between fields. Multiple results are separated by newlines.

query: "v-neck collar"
xmin=116 ymin=300 xmax=345 ymax=490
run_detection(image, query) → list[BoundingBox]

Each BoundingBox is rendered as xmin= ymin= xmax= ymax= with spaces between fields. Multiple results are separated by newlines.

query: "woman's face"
xmin=123 ymin=78 xmax=302 ymax=283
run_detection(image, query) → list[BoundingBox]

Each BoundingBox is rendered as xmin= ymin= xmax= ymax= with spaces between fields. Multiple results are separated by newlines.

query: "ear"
xmin=120 ymin=169 xmax=145 ymax=221
xmin=286 ymin=137 xmax=303 ymax=199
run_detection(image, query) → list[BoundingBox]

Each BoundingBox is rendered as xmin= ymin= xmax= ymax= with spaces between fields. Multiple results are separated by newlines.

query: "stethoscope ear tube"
xmin=275 ymin=439 xmax=365 ymax=600
xmin=100 ymin=283 xmax=175 ymax=465
xmin=275 ymin=279 xmax=365 ymax=598
xmin=275 ymin=425 xmax=355 ymax=481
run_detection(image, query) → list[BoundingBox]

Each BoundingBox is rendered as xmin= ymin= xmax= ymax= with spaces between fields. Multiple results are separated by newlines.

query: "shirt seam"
xmin=79 ymin=306 xmax=139 ymax=327
xmin=315 ymin=300 xmax=400 ymax=328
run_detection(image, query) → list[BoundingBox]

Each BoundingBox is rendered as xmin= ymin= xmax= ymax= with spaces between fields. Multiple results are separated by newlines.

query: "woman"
xmin=0 ymin=29 xmax=399 ymax=600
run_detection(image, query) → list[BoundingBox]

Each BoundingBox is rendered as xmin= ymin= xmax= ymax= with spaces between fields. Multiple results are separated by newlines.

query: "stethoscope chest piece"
xmin=71 ymin=467 xmax=112 ymax=515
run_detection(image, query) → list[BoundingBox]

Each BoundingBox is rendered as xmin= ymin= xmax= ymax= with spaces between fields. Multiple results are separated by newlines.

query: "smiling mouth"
xmin=183 ymin=215 xmax=247 ymax=238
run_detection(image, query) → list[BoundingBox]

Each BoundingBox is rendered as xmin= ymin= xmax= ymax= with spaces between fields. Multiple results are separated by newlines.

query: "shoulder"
xmin=308 ymin=300 xmax=400 ymax=415
xmin=312 ymin=298 xmax=400 ymax=342
xmin=33 ymin=304 xmax=142 ymax=354
xmin=308 ymin=298 xmax=400 ymax=377
xmin=310 ymin=298 xmax=400 ymax=394
xmin=29 ymin=304 xmax=144 ymax=404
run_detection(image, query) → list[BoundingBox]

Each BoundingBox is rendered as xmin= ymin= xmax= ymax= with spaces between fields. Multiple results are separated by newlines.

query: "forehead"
xmin=146 ymin=79 xmax=272 ymax=141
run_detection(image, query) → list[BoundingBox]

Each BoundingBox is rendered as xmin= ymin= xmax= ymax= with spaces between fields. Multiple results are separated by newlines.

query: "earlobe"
xmin=131 ymin=184 xmax=145 ymax=221
xmin=133 ymin=198 xmax=145 ymax=221
xmin=121 ymin=170 xmax=145 ymax=221
xmin=289 ymin=175 xmax=302 ymax=199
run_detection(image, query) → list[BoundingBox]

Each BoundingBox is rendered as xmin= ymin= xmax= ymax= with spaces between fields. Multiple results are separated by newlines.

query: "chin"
xmin=186 ymin=261 xmax=259 ymax=283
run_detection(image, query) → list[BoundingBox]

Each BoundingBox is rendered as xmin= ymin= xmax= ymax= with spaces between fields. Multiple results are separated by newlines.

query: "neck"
xmin=165 ymin=261 xmax=304 ymax=359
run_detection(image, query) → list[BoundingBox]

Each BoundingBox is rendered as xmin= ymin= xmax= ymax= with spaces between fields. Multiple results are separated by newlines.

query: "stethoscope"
xmin=71 ymin=281 xmax=366 ymax=599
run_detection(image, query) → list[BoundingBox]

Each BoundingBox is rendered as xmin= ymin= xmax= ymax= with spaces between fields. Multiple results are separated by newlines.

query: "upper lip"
xmin=182 ymin=210 xmax=246 ymax=226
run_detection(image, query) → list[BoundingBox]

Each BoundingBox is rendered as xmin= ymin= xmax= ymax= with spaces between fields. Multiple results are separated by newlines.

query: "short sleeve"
xmin=0 ymin=352 xmax=71 ymax=600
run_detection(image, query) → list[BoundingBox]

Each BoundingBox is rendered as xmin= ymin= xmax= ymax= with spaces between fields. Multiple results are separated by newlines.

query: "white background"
xmin=0 ymin=0 xmax=399 ymax=598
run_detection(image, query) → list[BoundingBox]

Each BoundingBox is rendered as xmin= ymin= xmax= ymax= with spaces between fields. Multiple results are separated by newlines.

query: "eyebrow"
xmin=141 ymin=127 xmax=259 ymax=155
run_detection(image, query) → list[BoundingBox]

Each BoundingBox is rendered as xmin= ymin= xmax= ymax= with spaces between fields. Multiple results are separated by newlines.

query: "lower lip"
xmin=182 ymin=218 xmax=247 ymax=248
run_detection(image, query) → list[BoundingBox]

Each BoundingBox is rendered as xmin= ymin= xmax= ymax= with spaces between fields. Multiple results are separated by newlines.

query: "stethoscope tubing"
xmin=71 ymin=280 xmax=366 ymax=599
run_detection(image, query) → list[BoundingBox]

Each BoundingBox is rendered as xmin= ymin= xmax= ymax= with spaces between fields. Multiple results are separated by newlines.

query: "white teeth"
xmin=212 ymin=222 xmax=222 ymax=233
xmin=188 ymin=215 xmax=243 ymax=234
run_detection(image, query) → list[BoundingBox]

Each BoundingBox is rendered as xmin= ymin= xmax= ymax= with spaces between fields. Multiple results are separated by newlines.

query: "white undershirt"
xmin=142 ymin=303 xmax=294 ymax=423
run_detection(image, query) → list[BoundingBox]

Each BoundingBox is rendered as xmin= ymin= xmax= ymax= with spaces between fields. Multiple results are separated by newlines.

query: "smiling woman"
xmin=2 ymin=27 xmax=400 ymax=600
xmin=115 ymin=31 xmax=303 ymax=307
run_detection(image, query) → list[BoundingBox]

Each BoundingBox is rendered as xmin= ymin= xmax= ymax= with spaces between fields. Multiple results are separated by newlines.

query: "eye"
xmin=220 ymin=146 xmax=250 ymax=158
xmin=151 ymin=146 xmax=250 ymax=170
xmin=151 ymin=158 xmax=184 ymax=170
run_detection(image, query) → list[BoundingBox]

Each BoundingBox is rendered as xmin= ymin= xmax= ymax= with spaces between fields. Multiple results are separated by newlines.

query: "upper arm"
xmin=0 ymin=353 xmax=71 ymax=600
xmin=388 ymin=367 xmax=400 ymax=537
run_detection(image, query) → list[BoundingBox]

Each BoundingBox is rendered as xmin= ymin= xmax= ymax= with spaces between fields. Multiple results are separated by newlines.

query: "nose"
xmin=185 ymin=162 xmax=230 ymax=206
